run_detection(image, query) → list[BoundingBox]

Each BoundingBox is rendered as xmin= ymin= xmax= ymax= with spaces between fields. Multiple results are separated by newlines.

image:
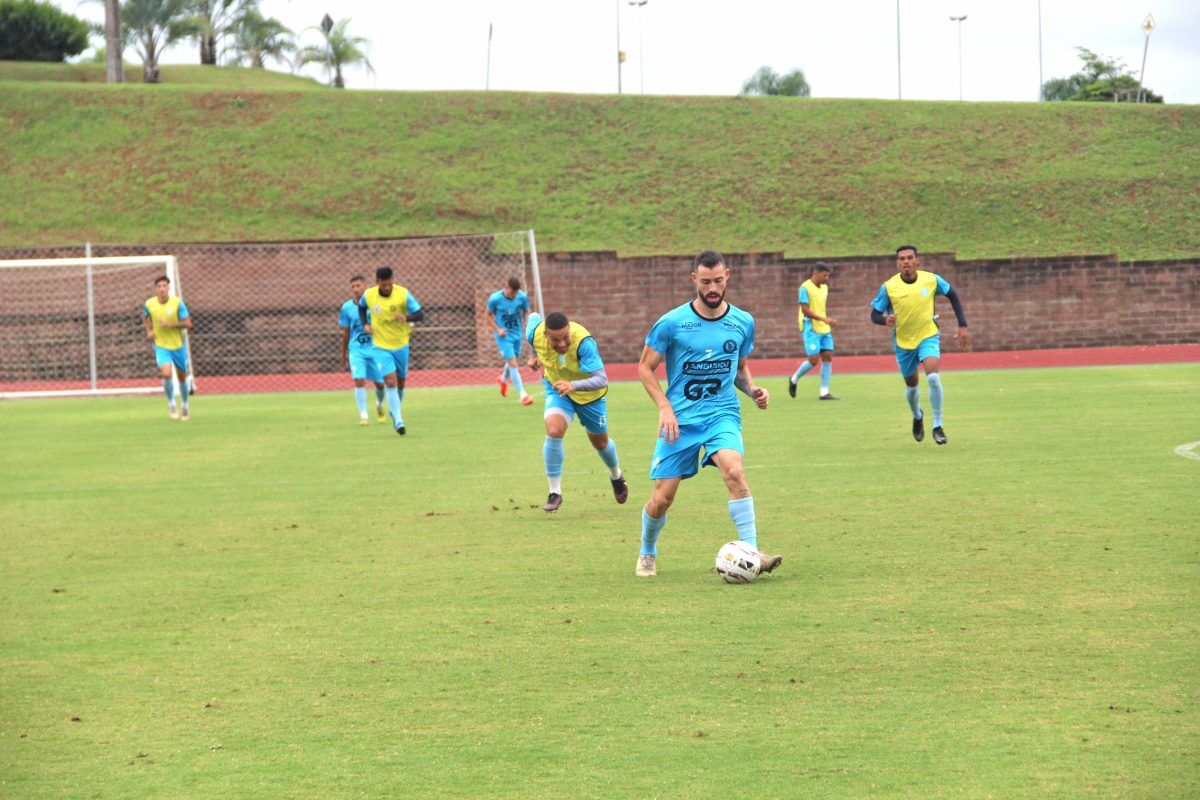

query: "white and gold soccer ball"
xmin=715 ymin=540 xmax=760 ymax=584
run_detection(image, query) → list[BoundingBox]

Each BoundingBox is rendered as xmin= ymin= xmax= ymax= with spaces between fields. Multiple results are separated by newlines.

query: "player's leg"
xmin=496 ymin=334 xmax=510 ymax=397
xmin=637 ymin=477 xmax=680 ymax=576
xmin=348 ymin=352 xmax=370 ymax=424
xmin=364 ymin=358 xmax=386 ymax=423
xmin=374 ymin=347 xmax=403 ymax=433
xmin=578 ymin=398 xmax=626 ymax=503
xmin=895 ymin=344 xmax=923 ymax=441
xmin=507 ymin=355 xmax=531 ymax=405
xmin=542 ymin=403 xmax=572 ymax=511
xmin=387 ymin=346 xmax=410 ymax=434
xmin=172 ymin=349 xmax=190 ymax=420
xmin=156 ymin=350 xmax=178 ymax=418
xmin=637 ymin=425 xmax=705 ymax=576
xmin=790 ymin=331 xmax=821 ymax=397
xmin=709 ymin=446 xmax=783 ymax=574
xmin=818 ymin=333 xmax=836 ymax=399
xmin=921 ymin=336 xmax=946 ymax=443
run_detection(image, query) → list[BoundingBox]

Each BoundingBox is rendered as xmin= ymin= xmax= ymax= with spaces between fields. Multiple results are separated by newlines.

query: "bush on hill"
xmin=0 ymin=0 xmax=90 ymax=62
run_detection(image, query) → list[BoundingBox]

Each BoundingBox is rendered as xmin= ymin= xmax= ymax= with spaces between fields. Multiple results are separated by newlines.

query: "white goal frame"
xmin=0 ymin=254 xmax=191 ymax=399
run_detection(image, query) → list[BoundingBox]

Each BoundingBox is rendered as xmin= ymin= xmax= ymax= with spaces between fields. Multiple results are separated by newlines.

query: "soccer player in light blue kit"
xmin=485 ymin=276 xmax=533 ymax=406
xmin=634 ymin=250 xmax=783 ymax=578
xmin=339 ymin=275 xmax=387 ymax=425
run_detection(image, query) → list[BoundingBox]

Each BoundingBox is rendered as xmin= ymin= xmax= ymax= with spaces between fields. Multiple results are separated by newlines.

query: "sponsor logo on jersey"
xmin=682 ymin=359 xmax=733 ymax=376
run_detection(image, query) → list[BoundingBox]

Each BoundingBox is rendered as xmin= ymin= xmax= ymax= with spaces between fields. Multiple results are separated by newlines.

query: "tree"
xmin=104 ymin=0 xmax=123 ymax=81
xmin=1042 ymin=47 xmax=1163 ymax=103
xmin=121 ymin=0 xmax=198 ymax=83
xmin=296 ymin=17 xmax=372 ymax=89
xmin=0 ymin=0 xmax=91 ymax=61
xmin=740 ymin=65 xmax=810 ymax=98
xmin=190 ymin=0 xmax=251 ymax=65
xmin=227 ymin=7 xmax=293 ymax=69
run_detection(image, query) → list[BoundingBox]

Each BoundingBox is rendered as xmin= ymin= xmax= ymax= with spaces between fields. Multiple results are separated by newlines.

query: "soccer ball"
xmin=715 ymin=541 xmax=761 ymax=584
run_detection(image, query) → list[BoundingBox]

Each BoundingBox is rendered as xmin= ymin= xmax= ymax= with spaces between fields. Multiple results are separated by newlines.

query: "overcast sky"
xmin=63 ymin=0 xmax=1200 ymax=103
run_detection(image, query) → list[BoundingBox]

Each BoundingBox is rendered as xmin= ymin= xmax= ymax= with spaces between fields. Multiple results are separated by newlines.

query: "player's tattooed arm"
xmin=735 ymin=359 xmax=769 ymax=409
xmin=638 ymin=345 xmax=679 ymax=443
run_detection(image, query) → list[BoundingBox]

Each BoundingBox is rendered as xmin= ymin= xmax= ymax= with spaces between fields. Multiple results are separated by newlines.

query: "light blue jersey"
xmin=339 ymin=299 xmax=375 ymax=357
xmin=486 ymin=290 xmax=529 ymax=337
xmin=645 ymin=301 xmax=755 ymax=427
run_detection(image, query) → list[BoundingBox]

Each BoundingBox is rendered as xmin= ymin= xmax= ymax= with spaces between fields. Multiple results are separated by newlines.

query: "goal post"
xmin=0 ymin=254 xmax=183 ymax=399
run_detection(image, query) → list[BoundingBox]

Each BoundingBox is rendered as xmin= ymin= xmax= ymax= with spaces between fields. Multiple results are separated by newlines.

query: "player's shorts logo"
xmin=723 ymin=339 xmax=738 ymax=354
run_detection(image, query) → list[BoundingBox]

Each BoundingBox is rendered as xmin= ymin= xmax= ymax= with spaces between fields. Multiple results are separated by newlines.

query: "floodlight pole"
xmin=486 ymin=22 xmax=493 ymax=90
xmin=85 ymin=242 xmax=97 ymax=391
xmin=951 ymin=16 xmax=967 ymax=101
xmin=1037 ymin=0 xmax=1043 ymax=100
xmin=629 ymin=0 xmax=648 ymax=94
xmin=896 ymin=0 xmax=902 ymax=100
xmin=616 ymin=0 xmax=623 ymax=94
xmin=1137 ymin=15 xmax=1155 ymax=102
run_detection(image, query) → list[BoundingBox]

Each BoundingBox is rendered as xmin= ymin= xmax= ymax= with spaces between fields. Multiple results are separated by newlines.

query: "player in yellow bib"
xmin=357 ymin=266 xmax=424 ymax=435
xmin=789 ymin=262 xmax=839 ymax=400
xmin=140 ymin=275 xmax=192 ymax=420
xmin=525 ymin=311 xmax=627 ymax=513
xmin=870 ymin=245 xmax=970 ymax=445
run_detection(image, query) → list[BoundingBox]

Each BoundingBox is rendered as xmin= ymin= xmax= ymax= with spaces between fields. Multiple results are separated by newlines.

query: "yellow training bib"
xmin=532 ymin=321 xmax=606 ymax=405
xmin=363 ymin=285 xmax=412 ymax=349
xmin=884 ymin=270 xmax=940 ymax=350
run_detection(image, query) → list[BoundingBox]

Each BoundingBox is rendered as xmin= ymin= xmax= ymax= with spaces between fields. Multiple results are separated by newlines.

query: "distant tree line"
xmin=0 ymin=0 xmax=372 ymax=88
xmin=1043 ymin=47 xmax=1163 ymax=103
xmin=740 ymin=66 xmax=811 ymax=98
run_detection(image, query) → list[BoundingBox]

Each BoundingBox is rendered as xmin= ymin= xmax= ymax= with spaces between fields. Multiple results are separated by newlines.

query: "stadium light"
xmin=950 ymin=15 xmax=967 ymax=101
xmin=896 ymin=0 xmax=902 ymax=100
xmin=616 ymin=0 xmax=623 ymax=94
xmin=1138 ymin=14 xmax=1156 ymax=102
xmin=1037 ymin=0 xmax=1043 ymax=101
xmin=628 ymin=0 xmax=648 ymax=95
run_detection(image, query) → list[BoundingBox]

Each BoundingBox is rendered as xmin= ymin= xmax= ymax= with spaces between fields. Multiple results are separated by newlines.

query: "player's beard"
xmin=697 ymin=287 xmax=725 ymax=309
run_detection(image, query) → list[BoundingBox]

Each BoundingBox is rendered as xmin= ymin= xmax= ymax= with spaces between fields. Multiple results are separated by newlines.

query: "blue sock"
xmin=178 ymin=380 xmax=189 ymax=409
xmin=640 ymin=507 xmax=668 ymax=556
xmin=374 ymin=387 xmax=385 ymax=407
xmin=819 ymin=362 xmax=832 ymax=393
xmin=354 ymin=387 xmax=368 ymax=415
xmin=728 ymin=496 xmax=757 ymax=550
xmin=386 ymin=386 xmax=403 ymax=427
xmin=163 ymin=379 xmax=174 ymax=402
xmin=510 ymin=366 xmax=525 ymax=396
xmin=596 ymin=439 xmax=620 ymax=478
xmin=544 ymin=436 xmax=564 ymax=492
xmin=927 ymin=373 xmax=944 ymax=427
xmin=792 ymin=361 xmax=815 ymax=382
xmin=905 ymin=385 xmax=922 ymax=419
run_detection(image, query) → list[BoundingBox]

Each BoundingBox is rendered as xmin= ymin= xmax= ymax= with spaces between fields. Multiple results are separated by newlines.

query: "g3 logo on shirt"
xmin=683 ymin=379 xmax=722 ymax=400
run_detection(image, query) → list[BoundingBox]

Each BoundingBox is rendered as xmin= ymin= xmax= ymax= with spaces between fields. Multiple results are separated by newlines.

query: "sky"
xmin=61 ymin=0 xmax=1200 ymax=103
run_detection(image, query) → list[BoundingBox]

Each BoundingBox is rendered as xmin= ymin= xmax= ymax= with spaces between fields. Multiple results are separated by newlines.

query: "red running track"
xmin=2 ymin=344 xmax=1197 ymax=396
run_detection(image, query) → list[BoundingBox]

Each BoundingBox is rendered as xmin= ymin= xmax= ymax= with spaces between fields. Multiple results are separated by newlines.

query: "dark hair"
xmin=376 ymin=266 xmax=394 ymax=280
xmin=154 ymin=275 xmax=170 ymax=285
xmin=545 ymin=311 xmax=569 ymax=330
xmin=895 ymin=244 xmax=919 ymax=256
xmin=812 ymin=261 xmax=832 ymax=274
xmin=693 ymin=249 xmax=726 ymax=270
xmin=349 ymin=275 xmax=365 ymax=283
xmin=507 ymin=276 xmax=522 ymax=291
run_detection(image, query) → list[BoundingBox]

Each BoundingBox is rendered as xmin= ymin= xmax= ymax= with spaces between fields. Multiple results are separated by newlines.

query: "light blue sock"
xmin=905 ymin=385 xmax=922 ymax=419
xmin=178 ymin=380 xmax=189 ymax=409
xmin=386 ymin=386 xmax=403 ymax=427
xmin=640 ymin=507 xmax=668 ymax=556
xmin=354 ymin=387 xmax=368 ymax=415
xmin=792 ymin=361 xmax=815 ymax=382
xmin=927 ymin=373 xmax=944 ymax=427
xmin=374 ymin=386 xmax=386 ymax=407
xmin=596 ymin=438 xmax=620 ymax=477
xmin=544 ymin=436 xmax=564 ymax=478
xmin=728 ymin=496 xmax=757 ymax=550
xmin=510 ymin=366 xmax=525 ymax=396
xmin=819 ymin=362 xmax=832 ymax=393
xmin=163 ymin=379 xmax=174 ymax=402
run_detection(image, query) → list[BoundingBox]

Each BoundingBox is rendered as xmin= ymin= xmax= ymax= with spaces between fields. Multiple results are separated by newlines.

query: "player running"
xmin=634 ymin=250 xmax=782 ymax=578
xmin=141 ymin=275 xmax=192 ymax=421
xmin=789 ymin=262 xmax=838 ymax=400
xmin=486 ymin=276 xmax=533 ymax=406
xmin=869 ymin=244 xmax=970 ymax=445
xmin=525 ymin=311 xmax=627 ymax=513
xmin=339 ymin=275 xmax=387 ymax=426
xmin=358 ymin=266 xmax=425 ymax=435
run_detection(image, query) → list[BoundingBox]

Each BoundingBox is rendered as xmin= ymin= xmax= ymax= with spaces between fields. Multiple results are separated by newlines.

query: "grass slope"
xmin=0 ymin=61 xmax=323 ymax=89
xmin=1 ymin=366 xmax=1198 ymax=798
xmin=0 ymin=80 xmax=1196 ymax=258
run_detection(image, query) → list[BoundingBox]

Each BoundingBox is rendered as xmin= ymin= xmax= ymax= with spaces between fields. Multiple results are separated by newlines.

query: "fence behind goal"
xmin=0 ymin=232 xmax=543 ymax=396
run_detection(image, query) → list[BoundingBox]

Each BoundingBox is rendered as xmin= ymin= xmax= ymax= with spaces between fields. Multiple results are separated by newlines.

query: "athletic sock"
xmin=596 ymin=439 xmax=621 ymax=479
xmin=374 ymin=387 xmax=386 ymax=407
xmin=792 ymin=361 xmax=816 ymax=382
xmin=905 ymin=385 xmax=922 ymax=419
xmin=640 ymin=507 xmax=668 ymax=556
xmin=163 ymin=379 xmax=174 ymax=402
xmin=544 ymin=436 xmax=564 ymax=493
xmin=728 ymin=496 xmax=757 ymax=550
xmin=819 ymin=362 xmax=832 ymax=395
xmin=386 ymin=386 xmax=403 ymax=427
xmin=500 ymin=366 xmax=511 ymax=384
xmin=510 ymin=366 xmax=526 ymax=397
xmin=354 ymin=387 xmax=368 ymax=415
xmin=927 ymin=373 xmax=944 ymax=427
xmin=178 ymin=380 xmax=189 ymax=410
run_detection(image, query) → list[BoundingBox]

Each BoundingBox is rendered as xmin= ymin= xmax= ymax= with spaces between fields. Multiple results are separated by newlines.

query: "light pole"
xmin=896 ymin=0 xmax=902 ymax=100
xmin=950 ymin=15 xmax=967 ymax=101
xmin=1037 ymin=0 xmax=1043 ymax=100
xmin=629 ymin=0 xmax=648 ymax=94
xmin=616 ymin=0 xmax=624 ymax=94
xmin=1138 ymin=14 xmax=1156 ymax=102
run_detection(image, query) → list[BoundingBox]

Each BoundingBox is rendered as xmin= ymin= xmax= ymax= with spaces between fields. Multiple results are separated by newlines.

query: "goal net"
xmin=0 ymin=255 xmax=185 ymax=398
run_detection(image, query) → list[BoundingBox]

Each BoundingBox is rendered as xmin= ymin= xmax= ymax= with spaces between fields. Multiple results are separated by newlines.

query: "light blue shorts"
xmin=803 ymin=330 xmax=834 ymax=356
xmin=348 ymin=348 xmax=384 ymax=383
xmin=371 ymin=345 xmax=410 ymax=379
xmin=650 ymin=416 xmax=744 ymax=480
xmin=894 ymin=334 xmax=941 ymax=377
xmin=495 ymin=332 xmax=521 ymax=360
xmin=154 ymin=345 xmax=187 ymax=372
xmin=544 ymin=388 xmax=608 ymax=435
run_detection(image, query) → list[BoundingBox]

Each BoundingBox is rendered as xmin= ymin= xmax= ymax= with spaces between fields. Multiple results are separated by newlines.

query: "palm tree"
xmin=296 ymin=17 xmax=372 ymax=89
xmin=191 ymin=0 xmax=251 ymax=65
xmin=122 ymin=0 xmax=198 ymax=82
xmin=228 ymin=7 xmax=293 ymax=69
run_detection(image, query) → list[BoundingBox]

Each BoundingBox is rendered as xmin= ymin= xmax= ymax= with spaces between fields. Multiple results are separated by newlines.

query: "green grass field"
xmin=1 ymin=73 xmax=1197 ymax=259
xmin=2 ymin=365 xmax=1198 ymax=798
xmin=0 ymin=62 xmax=324 ymax=89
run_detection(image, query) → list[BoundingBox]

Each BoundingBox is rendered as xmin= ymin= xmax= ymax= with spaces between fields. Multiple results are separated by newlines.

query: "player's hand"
xmin=393 ymin=313 xmax=407 ymax=323
xmin=750 ymin=386 xmax=769 ymax=410
xmin=527 ymin=356 xmax=542 ymax=372
xmin=885 ymin=314 xmax=897 ymax=327
xmin=956 ymin=328 xmax=971 ymax=350
xmin=497 ymin=329 xmax=507 ymax=337
xmin=364 ymin=324 xmax=372 ymax=335
xmin=145 ymin=330 xmax=155 ymax=340
xmin=658 ymin=406 xmax=680 ymax=444
xmin=825 ymin=317 xmax=838 ymax=328
xmin=553 ymin=380 xmax=574 ymax=396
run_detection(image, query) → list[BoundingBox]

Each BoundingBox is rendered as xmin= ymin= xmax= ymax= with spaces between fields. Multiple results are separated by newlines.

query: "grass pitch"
xmin=1 ymin=364 xmax=1198 ymax=798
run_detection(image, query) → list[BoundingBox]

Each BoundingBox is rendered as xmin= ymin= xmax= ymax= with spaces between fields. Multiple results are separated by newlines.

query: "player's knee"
xmin=588 ymin=433 xmax=608 ymax=450
xmin=821 ymin=352 xmax=832 ymax=363
xmin=723 ymin=464 xmax=747 ymax=490
xmin=808 ymin=355 xmax=820 ymax=366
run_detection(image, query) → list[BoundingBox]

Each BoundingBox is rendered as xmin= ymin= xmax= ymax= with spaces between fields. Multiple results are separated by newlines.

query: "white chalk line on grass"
xmin=1174 ymin=441 xmax=1200 ymax=461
